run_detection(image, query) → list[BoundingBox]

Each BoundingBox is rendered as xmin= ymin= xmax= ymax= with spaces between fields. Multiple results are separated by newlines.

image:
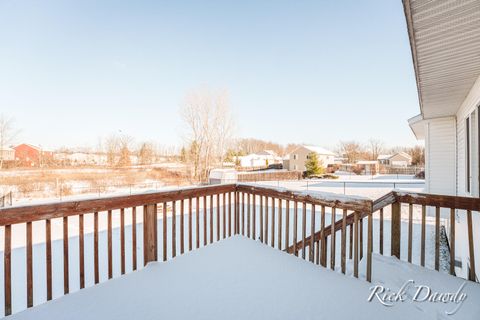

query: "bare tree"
xmin=180 ymin=88 xmax=235 ymax=181
xmin=138 ymin=142 xmax=155 ymax=165
xmin=337 ymin=141 xmax=364 ymax=163
xmin=0 ymin=114 xmax=19 ymax=168
xmin=368 ymin=139 xmax=385 ymax=161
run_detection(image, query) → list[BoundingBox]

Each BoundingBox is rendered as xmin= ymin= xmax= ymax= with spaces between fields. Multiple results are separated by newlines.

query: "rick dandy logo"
xmin=367 ymin=280 xmax=467 ymax=315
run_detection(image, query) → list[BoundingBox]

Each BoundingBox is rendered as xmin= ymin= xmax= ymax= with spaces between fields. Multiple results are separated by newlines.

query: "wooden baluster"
xmin=217 ymin=194 xmax=220 ymax=241
xmin=271 ymin=198 xmax=275 ymax=248
xmin=421 ymin=205 xmax=426 ymax=267
xmin=302 ymin=202 xmax=306 ymax=259
xmin=64 ymin=216 xmax=70 ymax=293
xmin=189 ymin=198 xmax=193 ymax=251
xmin=341 ymin=209 xmax=347 ymax=273
xmin=209 ymin=195 xmax=213 ymax=244
xmin=408 ymin=204 xmax=413 ymax=263
xmin=204 ymin=196 xmax=207 ymax=245
xmin=154 ymin=204 xmax=158 ymax=261
xmin=330 ymin=208 xmax=336 ymax=269
xmin=107 ymin=210 xmax=112 ymax=279
xmin=94 ymin=212 xmax=99 ymax=283
xmin=132 ymin=207 xmax=137 ymax=271
xmin=359 ymin=217 xmax=363 ymax=260
xmin=265 ymin=196 xmax=269 ymax=244
xmin=235 ymin=192 xmax=238 ymax=235
xmin=252 ymin=194 xmax=256 ymax=240
xmin=310 ymin=204 xmax=315 ymax=262
xmin=449 ymin=208 xmax=455 ymax=275
xmin=172 ymin=201 xmax=176 ymax=258
xmin=196 ymin=197 xmax=200 ymax=248
xmin=46 ymin=219 xmax=52 ymax=300
xmin=228 ymin=192 xmax=232 ymax=237
xmin=367 ymin=211 xmax=373 ymax=282
xmin=379 ymin=208 xmax=384 ymax=255
xmin=163 ymin=202 xmax=168 ymax=261
xmin=435 ymin=206 xmax=440 ymax=271
xmin=285 ymin=200 xmax=290 ymax=250
xmin=259 ymin=196 xmax=264 ymax=243
xmin=391 ymin=202 xmax=401 ymax=259
xmin=27 ymin=221 xmax=33 ymax=307
xmin=241 ymin=192 xmax=245 ymax=236
xmin=120 ymin=209 xmax=125 ymax=275
xmin=353 ymin=211 xmax=359 ymax=278
xmin=223 ymin=193 xmax=227 ymax=239
xmin=316 ymin=241 xmax=320 ymax=265
xmin=143 ymin=204 xmax=157 ymax=265
xmin=293 ymin=201 xmax=298 ymax=256
xmin=320 ymin=206 xmax=326 ymax=266
xmin=4 ymin=225 xmax=11 ymax=316
xmin=180 ymin=200 xmax=184 ymax=254
xmin=79 ymin=214 xmax=85 ymax=287
xmin=278 ymin=199 xmax=283 ymax=250
xmin=467 ymin=210 xmax=476 ymax=281
xmin=349 ymin=224 xmax=353 ymax=260
xmin=247 ymin=193 xmax=251 ymax=238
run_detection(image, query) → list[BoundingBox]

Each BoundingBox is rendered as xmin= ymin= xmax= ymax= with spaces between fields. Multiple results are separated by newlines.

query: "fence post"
xmin=391 ymin=201 xmax=401 ymax=259
xmin=143 ymin=204 xmax=157 ymax=265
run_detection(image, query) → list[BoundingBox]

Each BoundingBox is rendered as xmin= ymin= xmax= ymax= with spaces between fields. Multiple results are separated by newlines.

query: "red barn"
xmin=14 ymin=144 xmax=53 ymax=167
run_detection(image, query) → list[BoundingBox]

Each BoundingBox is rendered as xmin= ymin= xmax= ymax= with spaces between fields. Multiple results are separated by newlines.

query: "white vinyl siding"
xmin=456 ymin=75 xmax=480 ymax=197
xmin=425 ymin=117 xmax=456 ymax=195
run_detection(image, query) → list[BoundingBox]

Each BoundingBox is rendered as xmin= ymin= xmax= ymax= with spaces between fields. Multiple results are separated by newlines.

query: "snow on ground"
xmin=255 ymin=173 xmax=424 ymax=199
xmin=6 ymin=236 xmax=439 ymax=320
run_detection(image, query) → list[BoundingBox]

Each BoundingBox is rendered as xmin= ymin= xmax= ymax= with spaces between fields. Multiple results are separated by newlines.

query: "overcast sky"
xmin=0 ymin=0 xmax=422 ymax=150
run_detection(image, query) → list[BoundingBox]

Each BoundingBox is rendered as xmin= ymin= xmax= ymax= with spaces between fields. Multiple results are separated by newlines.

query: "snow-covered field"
xmin=1 ymin=174 xmax=443 ymax=316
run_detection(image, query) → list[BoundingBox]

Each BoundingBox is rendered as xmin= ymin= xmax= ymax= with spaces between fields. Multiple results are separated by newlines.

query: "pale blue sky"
xmin=0 ymin=0 xmax=421 ymax=150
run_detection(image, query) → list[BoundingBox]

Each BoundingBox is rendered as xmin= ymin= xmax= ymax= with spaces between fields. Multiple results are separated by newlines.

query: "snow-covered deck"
xmin=7 ymin=236 xmax=474 ymax=320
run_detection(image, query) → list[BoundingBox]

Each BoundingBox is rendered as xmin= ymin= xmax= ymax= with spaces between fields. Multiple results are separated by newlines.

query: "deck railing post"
xmin=143 ymin=204 xmax=157 ymax=265
xmin=391 ymin=201 xmax=401 ymax=259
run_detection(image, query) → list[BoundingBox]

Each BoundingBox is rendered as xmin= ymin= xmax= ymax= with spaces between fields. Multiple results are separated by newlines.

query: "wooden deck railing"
xmin=0 ymin=184 xmax=478 ymax=317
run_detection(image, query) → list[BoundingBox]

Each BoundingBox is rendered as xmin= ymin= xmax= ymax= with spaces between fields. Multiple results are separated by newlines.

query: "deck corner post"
xmin=143 ymin=204 xmax=157 ymax=265
xmin=391 ymin=201 xmax=401 ymax=259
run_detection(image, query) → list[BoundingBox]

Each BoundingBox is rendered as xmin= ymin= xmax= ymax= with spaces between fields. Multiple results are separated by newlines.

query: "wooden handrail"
xmin=236 ymin=184 xmax=372 ymax=212
xmin=0 ymin=184 xmax=236 ymax=226
xmin=394 ymin=191 xmax=480 ymax=211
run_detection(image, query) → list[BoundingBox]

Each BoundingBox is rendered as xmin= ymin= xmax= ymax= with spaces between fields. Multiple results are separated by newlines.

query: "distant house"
xmin=0 ymin=147 xmax=15 ymax=162
xmin=377 ymin=154 xmax=392 ymax=165
xmin=14 ymin=144 xmax=53 ymax=167
xmin=356 ymin=160 xmax=379 ymax=175
xmin=388 ymin=152 xmax=412 ymax=167
xmin=288 ymin=145 xmax=335 ymax=171
xmin=237 ymin=150 xmax=281 ymax=168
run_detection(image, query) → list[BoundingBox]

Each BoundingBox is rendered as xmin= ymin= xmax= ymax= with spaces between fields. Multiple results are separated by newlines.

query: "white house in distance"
xmin=237 ymin=150 xmax=281 ymax=168
xmin=404 ymin=0 xmax=480 ymax=279
xmin=288 ymin=145 xmax=335 ymax=171
xmin=377 ymin=152 xmax=412 ymax=167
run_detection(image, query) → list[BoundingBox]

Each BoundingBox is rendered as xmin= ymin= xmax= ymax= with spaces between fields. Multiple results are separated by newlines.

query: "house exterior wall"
xmin=452 ymin=74 xmax=480 ymax=279
xmin=0 ymin=149 xmax=15 ymax=161
xmin=388 ymin=153 xmax=412 ymax=167
xmin=14 ymin=144 xmax=53 ymax=166
xmin=424 ymin=117 xmax=457 ymax=196
xmin=288 ymin=146 xmax=334 ymax=171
